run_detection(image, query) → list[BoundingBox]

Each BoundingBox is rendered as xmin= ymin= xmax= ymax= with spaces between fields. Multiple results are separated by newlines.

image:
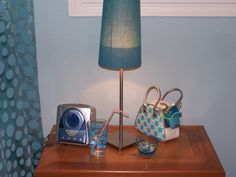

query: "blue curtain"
xmin=0 ymin=0 xmax=44 ymax=176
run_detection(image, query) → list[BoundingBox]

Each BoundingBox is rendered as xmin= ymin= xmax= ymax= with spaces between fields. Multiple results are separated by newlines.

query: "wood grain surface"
xmin=35 ymin=125 xmax=225 ymax=177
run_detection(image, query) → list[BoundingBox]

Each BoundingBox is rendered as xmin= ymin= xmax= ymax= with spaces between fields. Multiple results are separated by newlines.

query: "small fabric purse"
xmin=135 ymin=86 xmax=167 ymax=141
xmin=159 ymin=88 xmax=183 ymax=129
xmin=135 ymin=86 xmax=183 ymax=141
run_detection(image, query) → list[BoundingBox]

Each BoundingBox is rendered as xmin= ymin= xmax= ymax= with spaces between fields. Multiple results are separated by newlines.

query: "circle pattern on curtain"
xmin=0 ymin=0 xmax=44 ymax=176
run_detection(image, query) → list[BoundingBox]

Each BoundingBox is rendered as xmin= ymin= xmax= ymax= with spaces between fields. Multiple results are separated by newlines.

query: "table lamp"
xmin=98 ymin=0 xmax=141 ymax=151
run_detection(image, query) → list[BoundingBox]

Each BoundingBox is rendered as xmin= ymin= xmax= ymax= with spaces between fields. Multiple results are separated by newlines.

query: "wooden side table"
xmin=35 ymin=125 xmax=225 ymax=177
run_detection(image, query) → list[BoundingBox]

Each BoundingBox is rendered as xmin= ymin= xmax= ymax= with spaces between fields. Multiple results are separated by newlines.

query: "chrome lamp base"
xmin=107 ymin=131 xmax=136 ymax=149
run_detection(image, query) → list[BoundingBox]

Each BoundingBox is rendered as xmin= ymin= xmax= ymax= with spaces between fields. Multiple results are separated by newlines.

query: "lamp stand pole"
xmin=107 ymin=69 xmax=136 ymax=151
xmin=119 ymin=68 xmax=124 ymax=152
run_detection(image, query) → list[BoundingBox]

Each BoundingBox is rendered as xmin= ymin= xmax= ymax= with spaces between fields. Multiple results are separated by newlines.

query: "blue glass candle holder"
xmin=136 ymin=137 xmax=158 ymax=155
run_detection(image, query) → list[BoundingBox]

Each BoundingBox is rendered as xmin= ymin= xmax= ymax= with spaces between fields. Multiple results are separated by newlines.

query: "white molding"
xmin=68 ymin=0 xmax=236 ymax=17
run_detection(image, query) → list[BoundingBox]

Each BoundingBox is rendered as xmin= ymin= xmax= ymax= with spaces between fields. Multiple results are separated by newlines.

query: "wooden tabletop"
xmin=35 ymin=125 xmax=225 ymax=177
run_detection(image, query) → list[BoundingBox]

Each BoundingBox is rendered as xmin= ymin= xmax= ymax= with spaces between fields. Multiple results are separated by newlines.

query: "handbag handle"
xmin=161 ymin=88 xmax=183 ymax=109
xmin=143 ymin=86 xmax=161 ymax=108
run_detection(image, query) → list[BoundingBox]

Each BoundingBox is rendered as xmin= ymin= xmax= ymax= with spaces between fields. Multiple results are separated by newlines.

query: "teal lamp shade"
xmin=99 ymin=0 xmax=141 ymax=70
